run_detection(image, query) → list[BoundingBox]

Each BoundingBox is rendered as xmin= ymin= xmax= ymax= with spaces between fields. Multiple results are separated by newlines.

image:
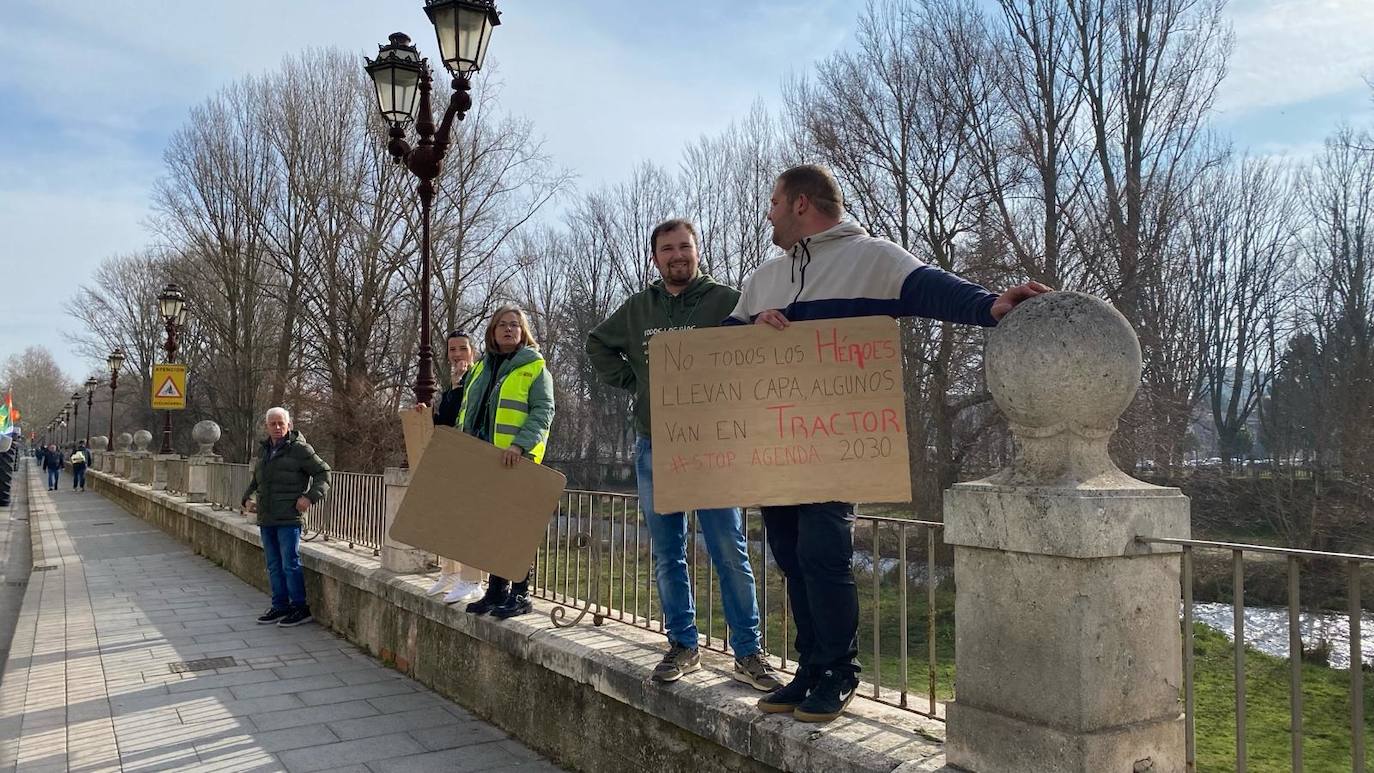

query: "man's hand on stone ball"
xmin=991 ymin=281 xmax=1054 ymax=321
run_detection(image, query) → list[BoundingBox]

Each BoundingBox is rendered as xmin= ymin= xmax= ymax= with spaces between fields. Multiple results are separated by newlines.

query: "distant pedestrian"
xmin=69 ymin=441 xmax=90 ymax=492
xmin=241 ymin=407 xmax=331 ymax=628
xmin=41 ymin=444 xmax=62 ymax=491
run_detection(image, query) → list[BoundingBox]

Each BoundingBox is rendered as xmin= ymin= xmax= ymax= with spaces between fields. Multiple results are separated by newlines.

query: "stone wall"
xmin=87 ymin=470 xmax=947 ymax=773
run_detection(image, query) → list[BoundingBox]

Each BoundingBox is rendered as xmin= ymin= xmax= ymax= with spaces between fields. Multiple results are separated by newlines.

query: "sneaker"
xmin=757 ymin=667 xmax=820 ymax=713
xmin=733 ymin=652 xmax=784 ymax=692
xmin=792 ymin=669 xmax=860 ymax=722
xmin=651 ymin=643 xmax=701 ymax=683
xmin=490 ymin=593 xmax=532 ymax=619
xmin=466 ymin=588 xmax=509 ymax=615
xmin=256 ymin=607 xmax=289 ymax=625
xmin=444 ymin=580 xmax=484 ymax=605
xmin=277 ymin=607 xmax=313 ymax=628
xmin=425 ymin=573 xmax=455 ymax=596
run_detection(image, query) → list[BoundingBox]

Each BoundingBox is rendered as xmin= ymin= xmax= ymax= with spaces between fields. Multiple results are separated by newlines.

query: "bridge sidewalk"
xmin=0 ymin=463 xmax=563 ymax=773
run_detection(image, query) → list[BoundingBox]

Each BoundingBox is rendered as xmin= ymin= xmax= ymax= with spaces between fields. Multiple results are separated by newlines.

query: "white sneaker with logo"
xmin=425 ymin=573 xmax=455 ymax=596
xmin=444 ymin=580 xmax=484 ymax=604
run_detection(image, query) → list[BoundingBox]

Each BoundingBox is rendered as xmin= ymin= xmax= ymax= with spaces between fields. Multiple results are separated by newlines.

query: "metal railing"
xmin=205 ymin=462 xmax=253 ymax=512
xmin=164 ymin=458 xmax=188 ymax=494
xmin=532 ymin=489 xmax=950 ymax=718
xmin=1139 ymin=536 xmax=1371 ymax=773
xmin=200 ymin=462 xmax=385 ymax=554
xmin=303 ymin=470 xmax=385 ymax=554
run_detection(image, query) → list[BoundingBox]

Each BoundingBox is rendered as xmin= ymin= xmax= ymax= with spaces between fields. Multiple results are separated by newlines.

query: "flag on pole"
xmin=0 ymin=392 xmax=11 ymax=433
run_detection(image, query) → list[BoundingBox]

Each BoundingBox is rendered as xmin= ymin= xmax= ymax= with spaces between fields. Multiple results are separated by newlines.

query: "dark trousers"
xmin=762 ymin=501 xmax=860 ymax=675
xmin=72 ymin=465 xmax=86 ymax=489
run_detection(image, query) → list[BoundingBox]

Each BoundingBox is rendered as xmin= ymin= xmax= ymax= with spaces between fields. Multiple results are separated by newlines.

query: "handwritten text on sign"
xmin=649 ymin=316 xmax=911 ymax=512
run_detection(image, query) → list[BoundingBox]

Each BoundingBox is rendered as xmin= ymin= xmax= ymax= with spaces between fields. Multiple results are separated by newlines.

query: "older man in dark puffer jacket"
xmin=242 ymin=407 xmax=330 ymax=628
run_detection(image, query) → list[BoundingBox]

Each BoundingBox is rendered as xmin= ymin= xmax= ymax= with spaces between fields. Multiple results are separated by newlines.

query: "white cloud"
xmin=1217 ymin=0 xmax=1374 ymax=114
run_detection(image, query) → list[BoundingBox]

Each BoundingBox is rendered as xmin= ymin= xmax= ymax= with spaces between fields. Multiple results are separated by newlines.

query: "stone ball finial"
xmin=117 ymin=432 xmax=133 ymax=451
xmin=192 ymin=420 xmax=221 ymax=456
xmin=983 ymin=292 xmax=1144 ymax=487
xmin=132 ymin=430 xmax=153 ymax=453
xmin=90 ymin=435 xmax=108 ymax=450
xmin=0 ymin=434 xmax=11 ymax=454
xmin=986 ymin=291 xmax=1141 ymax=436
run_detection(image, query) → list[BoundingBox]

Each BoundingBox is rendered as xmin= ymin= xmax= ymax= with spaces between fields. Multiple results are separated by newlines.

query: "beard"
xmin=661 ymin=261 xmax=694 ymax=285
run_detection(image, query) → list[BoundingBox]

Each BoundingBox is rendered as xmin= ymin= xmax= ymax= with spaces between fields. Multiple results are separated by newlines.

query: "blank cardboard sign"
xmin=389 ymin=426 xmax=566 ymax=579
xmin=399 ymin=408 xmax=435 ymax=469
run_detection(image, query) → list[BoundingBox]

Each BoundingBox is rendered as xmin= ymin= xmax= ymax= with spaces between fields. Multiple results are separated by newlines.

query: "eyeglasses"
xmin=495 ymin=321 xmax=522 ymax=329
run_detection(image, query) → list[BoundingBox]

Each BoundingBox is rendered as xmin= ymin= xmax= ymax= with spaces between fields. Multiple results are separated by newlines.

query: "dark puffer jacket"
xmin=240 ymin=430 xmax=331 ymax=527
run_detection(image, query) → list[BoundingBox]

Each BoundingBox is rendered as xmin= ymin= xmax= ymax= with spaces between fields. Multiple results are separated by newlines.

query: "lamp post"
xmin=107 ymin=347 xmax=125 ymax=451
xmin=85 ymin=377 xmax=97 ymax=446
xmin=71 ymin=391 xmax=81 ymax=445
xmin=61 ymin=408 xmax=70 ymax=447
xmin=157 ymin=284 xmax=185 ymax=455
xmin=365 ymin=0 xmax=501 ymax=406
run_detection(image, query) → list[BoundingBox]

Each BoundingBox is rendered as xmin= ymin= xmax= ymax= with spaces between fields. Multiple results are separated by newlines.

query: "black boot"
xmin=465 ymin=586 xmax=508 ymax=615
xmin=490 ymin=588 xmax=532 ymax=619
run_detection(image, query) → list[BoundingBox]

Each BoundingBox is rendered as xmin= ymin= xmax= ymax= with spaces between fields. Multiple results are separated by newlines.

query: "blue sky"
xmin=1 ymin=0 xmax=1372 ymax=383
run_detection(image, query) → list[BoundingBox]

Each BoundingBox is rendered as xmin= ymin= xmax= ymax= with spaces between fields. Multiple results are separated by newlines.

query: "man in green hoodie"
xmin=587 ymin=219 xmax=781 ymax=692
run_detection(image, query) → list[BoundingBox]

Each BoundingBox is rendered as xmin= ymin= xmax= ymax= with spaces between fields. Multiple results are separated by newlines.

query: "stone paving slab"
xmin=0 ymin=465 xmax=562 ymax=773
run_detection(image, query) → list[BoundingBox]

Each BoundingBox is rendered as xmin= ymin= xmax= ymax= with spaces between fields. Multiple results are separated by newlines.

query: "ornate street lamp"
xmin=424 ymin=0 xmax=501 ymax=78
xmin=60 ymin=408 xmax=70 ymax=447
xmin=85 ymin=377 xmax=98 ymax=447
xmin=157 ymin=283 xmax=186 ymax=455
xmin=364 ymin=0 xmax=501 ymax=406
xmin=107 ymin=347 xmax=125 ymax=451
xmin=71 ymin=391 xmax=81 ymax=445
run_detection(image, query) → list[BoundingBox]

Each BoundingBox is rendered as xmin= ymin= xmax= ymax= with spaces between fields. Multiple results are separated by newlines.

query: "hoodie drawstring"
xmin=790 ymin=238 xmax=814 ymax=308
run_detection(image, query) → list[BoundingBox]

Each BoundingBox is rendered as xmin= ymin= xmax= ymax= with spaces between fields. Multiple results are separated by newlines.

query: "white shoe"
xmin=444 ymin=580 xmax=483 ymax=604
xmin=425 ymin=573 xmax=455 ymax=596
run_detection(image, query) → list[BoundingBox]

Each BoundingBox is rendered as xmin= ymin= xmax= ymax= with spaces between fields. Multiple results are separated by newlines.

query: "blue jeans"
xmin=636 ymin=436 xmax=762 ymax=656
xmin=72 ymin=466 xmax=86 ymax=489
xmin=259 ymin=525 xmax=307 ymax=610
xmin=46 ymin=468 xmax=60 ymax=489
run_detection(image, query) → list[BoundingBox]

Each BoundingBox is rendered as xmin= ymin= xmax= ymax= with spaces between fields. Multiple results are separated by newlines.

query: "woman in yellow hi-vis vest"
xmin=457 ymin=305 xmax=555 ymax=619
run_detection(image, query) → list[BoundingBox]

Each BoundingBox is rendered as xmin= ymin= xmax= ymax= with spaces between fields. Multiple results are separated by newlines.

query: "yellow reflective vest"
xmin=458 ymin=352 xmax=550 ymax=464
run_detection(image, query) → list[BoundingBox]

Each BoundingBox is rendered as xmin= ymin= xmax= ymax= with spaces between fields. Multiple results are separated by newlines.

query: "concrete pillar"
xmin=151 ymin=454 xmax=178 ymax=491
xmin=381 ymin=467 xmax=429 ymax=573
xmin=186 ymin=421 xmax=222 ymax=504
xmin=943 ymin=292 xmax=1190 ymax=773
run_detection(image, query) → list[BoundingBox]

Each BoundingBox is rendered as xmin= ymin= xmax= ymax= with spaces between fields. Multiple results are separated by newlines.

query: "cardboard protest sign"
xmin=399 ymin=408 xmax=435 ymax=469
xmin=649 ymin=316 xmax=911 ymax=512
xmin=389 ymin=426 xmax=566 ymax=579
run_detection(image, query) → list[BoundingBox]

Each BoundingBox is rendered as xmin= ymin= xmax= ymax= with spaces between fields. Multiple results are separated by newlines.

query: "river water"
xmin=1192 ymin=602 xmax=1372 ymax=670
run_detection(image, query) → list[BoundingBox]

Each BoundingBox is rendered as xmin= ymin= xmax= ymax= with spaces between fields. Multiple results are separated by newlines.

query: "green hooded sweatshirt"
xmin=585 ymin=274 xmax=741 ymax=436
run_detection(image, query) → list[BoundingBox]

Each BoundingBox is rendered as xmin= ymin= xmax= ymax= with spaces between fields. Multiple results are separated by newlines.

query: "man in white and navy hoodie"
xmin=735 ymin=164 xmax=1051 ymax=723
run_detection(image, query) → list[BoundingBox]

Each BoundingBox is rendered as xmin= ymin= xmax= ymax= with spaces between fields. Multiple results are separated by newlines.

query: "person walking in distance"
xmin=69 ymin=440 xmax=91 ymax=492
xmin=41 ymin=443 xmax=62 ymax=491
xmin=587 ymin=218 xmax=782 ymax=692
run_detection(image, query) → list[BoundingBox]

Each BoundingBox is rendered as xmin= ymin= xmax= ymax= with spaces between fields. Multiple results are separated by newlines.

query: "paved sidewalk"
xmin=0 ymin=464 xmax=563 ymax=773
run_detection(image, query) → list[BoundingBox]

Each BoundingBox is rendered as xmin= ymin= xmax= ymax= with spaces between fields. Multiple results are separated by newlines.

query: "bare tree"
xmin=1187 ymin=155 xmax=1298 ymax=467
